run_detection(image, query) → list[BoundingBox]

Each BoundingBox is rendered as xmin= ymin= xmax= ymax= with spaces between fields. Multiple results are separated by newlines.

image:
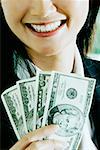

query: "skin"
xmin=9 ymin=125 xmax=64 ymax=150
xmin=1 ymin=0 xmax=89 ymax=73
xmin=1 ymin=0 xmax=97 ymax=149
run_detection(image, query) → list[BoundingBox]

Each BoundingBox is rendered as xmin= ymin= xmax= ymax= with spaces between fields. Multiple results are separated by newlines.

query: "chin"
xmin=38 ymin=47 xmax=61 ymax=56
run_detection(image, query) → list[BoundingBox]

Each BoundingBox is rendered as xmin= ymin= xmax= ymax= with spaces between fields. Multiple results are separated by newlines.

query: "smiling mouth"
xmin=25 ymin=19 xmax=66 ymax=36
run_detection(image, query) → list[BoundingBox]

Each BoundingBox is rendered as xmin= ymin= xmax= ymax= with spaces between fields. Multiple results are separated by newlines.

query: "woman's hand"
xmin=10 ymin=121 xmax=97 ymax=150
xmin=10 ymin=125 xmax=64 ymax=150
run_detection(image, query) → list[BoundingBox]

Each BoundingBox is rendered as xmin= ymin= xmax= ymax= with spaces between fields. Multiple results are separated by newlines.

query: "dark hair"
xmin=77 ymin=0 xmax=100 ymax=55
xmin=0 ymin=0 xmax=100 ymax=91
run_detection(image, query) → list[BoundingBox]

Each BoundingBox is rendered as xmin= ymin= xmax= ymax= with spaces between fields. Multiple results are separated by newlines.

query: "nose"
xmin=30 ymin=0 xmax=56 ymax=17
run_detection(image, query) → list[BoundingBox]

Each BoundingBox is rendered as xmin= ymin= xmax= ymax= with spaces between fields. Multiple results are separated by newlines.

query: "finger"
xmin=10 ymin=125 xmax=59 ymax=150
xmin=29 ymin=125 xmax=59 ymax=141
xmin=25 ymin=139 xmax=64 ymax=150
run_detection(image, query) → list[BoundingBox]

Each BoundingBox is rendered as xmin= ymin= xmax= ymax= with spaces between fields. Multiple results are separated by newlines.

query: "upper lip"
xmin=25 ymin=19 xmax=67 ymax=26
xmin=22 ymin=13 xmax=67 ymax=25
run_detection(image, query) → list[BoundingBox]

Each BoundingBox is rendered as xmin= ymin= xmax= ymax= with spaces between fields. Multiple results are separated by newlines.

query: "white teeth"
xmin=31 ymin=21 xmax=61 ymax=32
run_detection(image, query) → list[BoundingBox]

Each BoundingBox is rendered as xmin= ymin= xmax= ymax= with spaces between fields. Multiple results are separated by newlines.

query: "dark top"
xmin=0 ymin=57 xmax=100 ymax=150
xmin=83 ymin=57 xmax=100 ymax=149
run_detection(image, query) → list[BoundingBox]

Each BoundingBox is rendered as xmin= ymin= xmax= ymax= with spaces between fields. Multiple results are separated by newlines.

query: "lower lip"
xmin=27 ymin=24 xmax=65 ymax=37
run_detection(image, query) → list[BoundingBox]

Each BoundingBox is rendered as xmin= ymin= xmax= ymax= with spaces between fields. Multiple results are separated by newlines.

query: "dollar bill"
xmin=1 ymin=85 xmax=27 ymax=139
xmin=17 ymin=77 xmax=36 ymax=131
xmin=43 ymin=72 xmax=96 ymax=150
xmin=35 ymin=72 xmax=51 ymax=129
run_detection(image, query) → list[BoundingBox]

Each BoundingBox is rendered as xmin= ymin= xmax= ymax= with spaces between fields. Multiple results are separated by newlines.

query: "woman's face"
xmin=1 ymin=0 xmax=89 ymax=56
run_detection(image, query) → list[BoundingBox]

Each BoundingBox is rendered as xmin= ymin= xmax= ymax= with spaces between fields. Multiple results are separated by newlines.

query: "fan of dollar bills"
xmin=1 ymin=71 xmax=96 ymax=150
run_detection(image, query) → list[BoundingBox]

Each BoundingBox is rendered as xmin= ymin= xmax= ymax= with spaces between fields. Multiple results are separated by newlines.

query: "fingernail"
xmin=54 ymin=125 xmax=60 ymax=133
xmin=50 ymin=124 xmax=60 ymax=130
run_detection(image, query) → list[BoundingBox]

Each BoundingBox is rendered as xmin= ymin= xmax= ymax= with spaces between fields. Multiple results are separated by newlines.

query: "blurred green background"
xmin=92 ymin=9 xmax=100 ymax=54
xmin=88 ymin=9 xmax=100 ymax=60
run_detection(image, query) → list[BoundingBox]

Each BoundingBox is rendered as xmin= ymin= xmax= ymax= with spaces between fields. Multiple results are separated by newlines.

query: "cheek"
xmin=73 ymin=1 xmax=89 ymax=31
xmin=53 ymin=0 xmax=89 ymax=16
xmin=53 ymin=0 xmax=89 ymax=29
xmin=1 ymin=0 xmax=30 ymax=23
